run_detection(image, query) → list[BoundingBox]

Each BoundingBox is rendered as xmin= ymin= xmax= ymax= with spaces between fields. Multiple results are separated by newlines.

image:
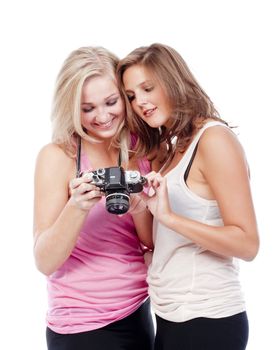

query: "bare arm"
xmin=33 ymin=144 xmax=102 ymax=275
xmin=130 ymin=196 xmax=154 ymax=250
xmin=145 ymin=126 xmax=259 ymax=261
xmin=130 ymin=148 xmax=168 ymax=250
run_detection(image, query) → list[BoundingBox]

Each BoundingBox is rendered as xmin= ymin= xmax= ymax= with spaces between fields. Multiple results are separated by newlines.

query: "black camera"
xmin=88 ymin=167 xmax=146 ymax=214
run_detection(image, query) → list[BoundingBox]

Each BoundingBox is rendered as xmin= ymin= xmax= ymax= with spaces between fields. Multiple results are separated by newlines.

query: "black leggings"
xmin=155 ymin=311 xmax=249 ymax=350
xmin=46 ymin=299 xmax=154 ymax=350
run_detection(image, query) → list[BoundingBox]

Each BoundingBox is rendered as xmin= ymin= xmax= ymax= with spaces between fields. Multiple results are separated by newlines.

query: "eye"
xmin=144 ymin=86 xmax=154 ymax=92
xmin=127 ymin=95 xmax=135 ymax=102
xmin=82 ymin=106 xmax=94 ymax=113
xmin=106 ymin=98 xmax=118 ymax=106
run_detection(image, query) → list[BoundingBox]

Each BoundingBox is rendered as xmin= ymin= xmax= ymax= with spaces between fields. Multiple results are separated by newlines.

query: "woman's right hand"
xmin=68 ymin=172 xmax=103 ymax=211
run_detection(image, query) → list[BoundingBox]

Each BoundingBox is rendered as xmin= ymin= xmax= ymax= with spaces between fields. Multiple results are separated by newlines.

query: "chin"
xmin=143 ymin=113 xmax=168 ymax=128
xmin=87 ymin=129 xmax=118 ymax=141
xmin=146 ymin=119 xmax=163 ymax=128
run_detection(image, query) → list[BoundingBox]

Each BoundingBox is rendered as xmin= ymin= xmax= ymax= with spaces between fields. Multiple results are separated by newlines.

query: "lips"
xmin=143 ymin=107 xmax=157 ymax=117
xmin=94 ymin=116 xmax=116 ymax=129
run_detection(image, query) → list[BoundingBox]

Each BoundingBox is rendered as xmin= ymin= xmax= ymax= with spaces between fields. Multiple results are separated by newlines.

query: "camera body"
xmin=88 ymin=166 xmax=146 ymax=214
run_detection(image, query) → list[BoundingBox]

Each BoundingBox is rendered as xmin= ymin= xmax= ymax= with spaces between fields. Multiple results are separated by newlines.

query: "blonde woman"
xmin=33 ymin=46 xmax=155 ymax=350
xmin=117 ymin=43 xmax=259 ymax=350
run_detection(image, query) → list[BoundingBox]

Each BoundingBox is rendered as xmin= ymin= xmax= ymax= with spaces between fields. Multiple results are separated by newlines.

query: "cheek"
xmin=131 ymin=101 xmax=141 ymax=115
xmin=81 ymin=114 xmax=88 ymax=124
xmin=112 ymin=100 xmax=125 ymax=117
xmin=80 ymin=114 xmax=91 ymax=127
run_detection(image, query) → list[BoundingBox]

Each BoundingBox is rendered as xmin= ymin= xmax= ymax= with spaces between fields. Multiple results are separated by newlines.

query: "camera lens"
xmin=105 ymin=193 xmax=130 ymax=214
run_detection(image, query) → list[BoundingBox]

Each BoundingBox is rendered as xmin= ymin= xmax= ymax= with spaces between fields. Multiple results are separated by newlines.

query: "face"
xmin=81 ymin=75 xmax=124 ymax=141
xmin=123 ymin=65 xmax=172 ymax=128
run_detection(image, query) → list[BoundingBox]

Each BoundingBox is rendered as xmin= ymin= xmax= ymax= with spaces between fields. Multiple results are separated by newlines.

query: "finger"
xmin=154 ymin=173 xmax=164 ymax=187
xmin=75 ymin=182 xmax=95 ymax=195
xmin=145 ymin=171 xmax=157 ymax=178
xmin=81 ymin=172 xmax=95 ymax=185
xmin=82 ymin=190 xmax=103 ymax=200
xmin=70 ymin=178 xmax=82 ymax=190
xmin=146 ymin=173 xmax=162 ymax=189
xmin=145 ymin=171 xmax=158 ymax=184
xmin=70 ymin=173 xmax=92 ymax=190
xmin=145 ymin=175 xmax=156 ymax=187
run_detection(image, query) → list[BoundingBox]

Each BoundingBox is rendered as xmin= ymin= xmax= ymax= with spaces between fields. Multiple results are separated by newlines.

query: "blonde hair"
xmin=51 ymin=46 xmax=129 ymax=161
xmin=117 ymin=43 xmax=227 ymax=159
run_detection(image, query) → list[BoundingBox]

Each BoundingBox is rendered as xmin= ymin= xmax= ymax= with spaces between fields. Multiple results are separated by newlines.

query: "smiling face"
xmin=81 ymin=75 xmax=124 ymax=141
xmin=122 ymin=65 xmax=172 ymax=128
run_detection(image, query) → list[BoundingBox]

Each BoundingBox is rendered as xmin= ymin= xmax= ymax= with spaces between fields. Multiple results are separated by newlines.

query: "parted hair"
xmin=51 ymin=46 xmax=129 ymax=160
xmin=117 ymin=43 xmax=227 ymax=160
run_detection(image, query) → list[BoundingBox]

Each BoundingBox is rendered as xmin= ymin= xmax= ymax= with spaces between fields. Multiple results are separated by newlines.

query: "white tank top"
xmin=147 ymin=121 xmax=246 ymax=322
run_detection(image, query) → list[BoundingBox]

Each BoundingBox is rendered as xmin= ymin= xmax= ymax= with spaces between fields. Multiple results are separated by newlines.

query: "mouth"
xmin=94 ymin=116 xmax=116 ymax=129
xmin=143 ymin=107 xmax=157 ymax=117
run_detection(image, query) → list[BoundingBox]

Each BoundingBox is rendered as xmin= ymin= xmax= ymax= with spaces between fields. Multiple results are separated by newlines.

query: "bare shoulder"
xmin=199 ymin=125 xmax=245 ymax=158
xmin=35 ymin=143 xmax=75 ymax=180
xmin=36 ymin=143 xmax=71 ymax=162
xmin=198 ymin=124 xmax=248 ymax=177
xmin=36 ymin=143 xmax=74 ymax=166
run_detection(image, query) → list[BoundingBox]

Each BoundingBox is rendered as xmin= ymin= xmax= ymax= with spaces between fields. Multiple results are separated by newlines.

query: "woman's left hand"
xmin=142 ymin=171 xmax=172 ymax=224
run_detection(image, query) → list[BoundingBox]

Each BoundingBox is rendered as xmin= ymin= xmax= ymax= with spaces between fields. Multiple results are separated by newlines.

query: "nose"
xmin=135 ymin=92 xmax=147 ymax=107
xmin=94 ymin=107 xmax=110 ymax=124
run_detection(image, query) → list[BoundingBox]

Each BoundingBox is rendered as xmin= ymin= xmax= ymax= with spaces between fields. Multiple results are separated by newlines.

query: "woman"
xmin=33 ymin=46 xmax=155 ymax=350
xmin=117 ymin=43 xmax=259 ymax=350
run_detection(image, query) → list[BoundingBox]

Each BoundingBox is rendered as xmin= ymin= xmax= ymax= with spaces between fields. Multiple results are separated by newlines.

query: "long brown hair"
xmin=117 ymin=43 xmax=227 ymax=160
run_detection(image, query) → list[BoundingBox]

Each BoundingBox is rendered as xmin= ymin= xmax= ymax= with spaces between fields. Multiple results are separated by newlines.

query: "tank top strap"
xmin=176 ymin=121 xmax=228 ymax=172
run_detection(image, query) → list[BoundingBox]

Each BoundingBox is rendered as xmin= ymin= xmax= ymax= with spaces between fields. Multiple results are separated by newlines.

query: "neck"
xmin=82 ymin=138 xmax=121 ymax=169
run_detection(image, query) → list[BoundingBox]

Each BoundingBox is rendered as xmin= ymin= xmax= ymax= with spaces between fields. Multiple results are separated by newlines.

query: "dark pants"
xmin=46 ymin=299 xmax=154 ymax=350
xmin=155 ymin=311 xmax=249 ymax=350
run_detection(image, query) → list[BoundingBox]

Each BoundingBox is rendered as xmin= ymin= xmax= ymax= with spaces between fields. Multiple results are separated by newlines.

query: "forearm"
xmin=34 ymin=202 xmax=88 ymax=275
xmin=164 ymin=212 xmax=258 ymax=261
xmin=132 ymin=208 xmax=154 ymax=250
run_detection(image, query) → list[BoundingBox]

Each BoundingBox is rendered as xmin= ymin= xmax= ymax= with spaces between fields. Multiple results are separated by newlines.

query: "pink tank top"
xmin=46 ymin=150 xmax=151 ymax=334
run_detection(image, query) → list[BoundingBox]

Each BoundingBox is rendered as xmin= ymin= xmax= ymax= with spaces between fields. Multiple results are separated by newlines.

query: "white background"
xmin=0 ymin=0 xmax=276 ymax=349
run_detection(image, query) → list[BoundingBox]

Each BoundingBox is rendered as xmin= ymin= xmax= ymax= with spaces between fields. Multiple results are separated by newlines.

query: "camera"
xmin=88 ymin=166 xmax=146 ymax=214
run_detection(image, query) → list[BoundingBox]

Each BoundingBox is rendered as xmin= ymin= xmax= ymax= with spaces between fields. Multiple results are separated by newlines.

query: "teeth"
xmin=103 ymin=121 xmax=112 ymax=126
xmin=97 ymin=120 xmax=112 ymax=127
xmin=145 ymin=108 xmax=155 ymax=116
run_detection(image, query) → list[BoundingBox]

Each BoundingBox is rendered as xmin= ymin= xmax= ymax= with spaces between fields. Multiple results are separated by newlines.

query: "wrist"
xmin=66 ymin=198 xmax=91 ymax=215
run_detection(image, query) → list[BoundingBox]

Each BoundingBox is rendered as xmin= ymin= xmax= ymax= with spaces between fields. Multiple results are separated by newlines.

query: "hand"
xmin=141 ymin=171 xmax=172 ymax=224
xmin=68 ymin=172 xmax=103 ymax=211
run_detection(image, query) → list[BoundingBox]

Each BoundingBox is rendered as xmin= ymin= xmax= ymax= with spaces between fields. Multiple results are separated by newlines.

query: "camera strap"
xmin=118 ymin=149 xmax=122 ymax=167
xmin=75 ymin=135 xmax=122 ymax=178
xmin=76 ymin=136 xmax=82 ymax=178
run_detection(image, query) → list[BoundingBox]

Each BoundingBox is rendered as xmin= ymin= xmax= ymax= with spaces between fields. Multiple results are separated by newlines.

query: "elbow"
xmin=34 ymin=256 xmax=55 ymax=276
xmin=241 ymin=236 xmax=260 ymax=262
xmin=242 ymin=247 xmax=259 ymax=262
xmin=33 ymin=234 xmax=57 ymax=276
xmin=34 ymin=248 xmax=56 ymax=276
xmin=36 ymin=265 xmax=54 ymax=277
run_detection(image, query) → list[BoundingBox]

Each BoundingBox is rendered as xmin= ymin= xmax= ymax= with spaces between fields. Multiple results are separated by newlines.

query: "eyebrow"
xmin=104 ymin=92 xmax=119 ymax=101
xmin=125 ymin=80 xmax=153 ymax=92
xmin=81 ymin=93 xmax=119 ymax=105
